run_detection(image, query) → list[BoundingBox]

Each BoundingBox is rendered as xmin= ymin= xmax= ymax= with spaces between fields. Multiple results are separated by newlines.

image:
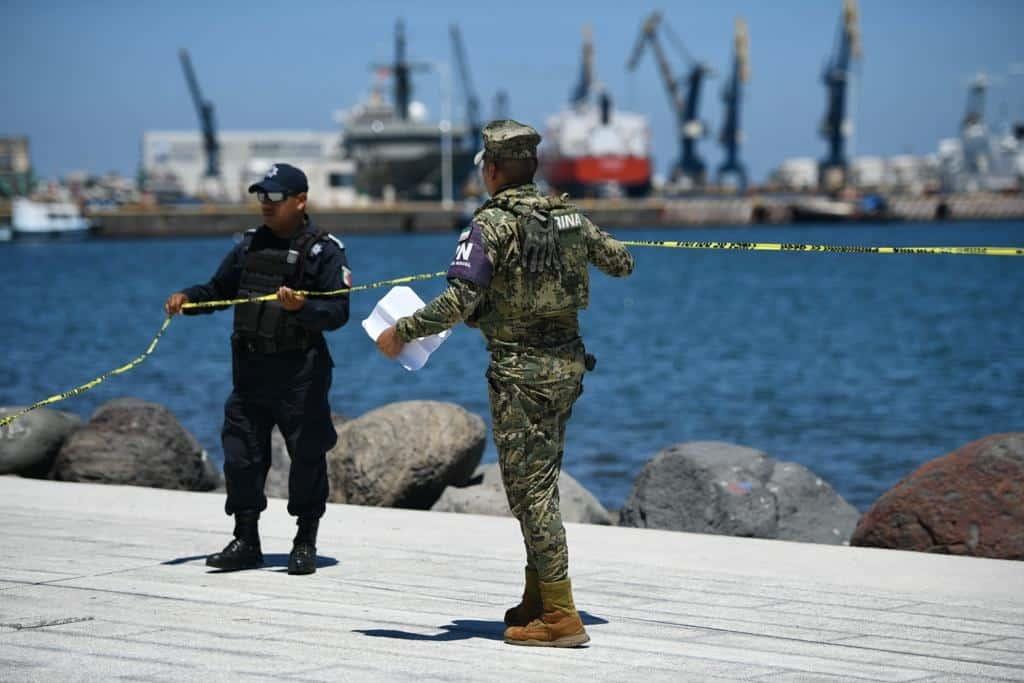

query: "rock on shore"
xmin=851 ymin=433 xmax=1024 ymax=559
xmin=431 ymin=463 xmax=614 ymax=525
xmin=0 ymin=407 xmax=82 ymax=477
xmin=53 ymin=398 xmax=220 ymax=491
xmin=618 ymin=441 xmax=859 ymax=544
xmin=326 ymin=401 xmax=486 ymax=509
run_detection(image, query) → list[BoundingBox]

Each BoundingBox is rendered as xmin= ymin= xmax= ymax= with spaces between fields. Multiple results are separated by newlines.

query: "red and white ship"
xmin=541 ymin=27 xmax=652 ymax=198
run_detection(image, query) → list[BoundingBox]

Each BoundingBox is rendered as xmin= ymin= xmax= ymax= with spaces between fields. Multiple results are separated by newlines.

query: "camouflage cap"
xmin=474 ymin=119 xmax=542 ymax=165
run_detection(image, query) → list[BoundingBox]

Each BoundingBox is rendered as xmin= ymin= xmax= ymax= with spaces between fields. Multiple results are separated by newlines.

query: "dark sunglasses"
xmin=256 ymin=190 xmax=292 ymax=204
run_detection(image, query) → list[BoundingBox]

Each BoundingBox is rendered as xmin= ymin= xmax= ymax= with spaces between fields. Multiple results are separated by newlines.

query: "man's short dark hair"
xmin=488 ymin=156 xmax=538 ymax=185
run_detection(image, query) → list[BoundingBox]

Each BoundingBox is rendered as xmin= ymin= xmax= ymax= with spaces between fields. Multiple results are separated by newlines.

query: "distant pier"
xmin=3 ymin=194 xmax=1023 ymax=238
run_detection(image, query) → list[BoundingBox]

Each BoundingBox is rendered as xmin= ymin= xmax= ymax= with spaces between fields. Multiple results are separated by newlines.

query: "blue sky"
xmin=1 ymin=0 xmax=1021 ymax=182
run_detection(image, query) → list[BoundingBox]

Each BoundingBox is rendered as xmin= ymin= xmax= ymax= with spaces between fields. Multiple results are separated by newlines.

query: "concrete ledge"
xmin=1 ymin=477 xmax=1022 ymax=681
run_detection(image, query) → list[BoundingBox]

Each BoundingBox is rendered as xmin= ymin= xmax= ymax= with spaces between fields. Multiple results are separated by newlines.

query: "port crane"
xmin=717 ymin=18 xmax=750 ymax=192
xmin=449 ymin=24 xmax=481 ymax=150
xmin=178 ymin=49 xmax=224 ymax=199
xmin=493 ymin=90 xmax=510 ymax=120
xmin=627 ymin=11 xmax=713 ymax=188
xmin=571 ymin=25 xmax=595 ymax=107
xmin=818 ymin=0 xmax=861 ymax=191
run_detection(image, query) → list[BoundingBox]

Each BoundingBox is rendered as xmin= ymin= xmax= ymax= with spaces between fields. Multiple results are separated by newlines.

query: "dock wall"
xmin=5 ymin=194 xmax=1022 ymax=238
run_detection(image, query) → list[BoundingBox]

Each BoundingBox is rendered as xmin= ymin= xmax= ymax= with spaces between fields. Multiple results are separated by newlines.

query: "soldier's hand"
xmin=164 ymin=292 xmax=189 ymax=316
xmin=277 ymin=286 xmax=306 ymax=311
xmin=376 ymin=326 xmax=404 ymax=359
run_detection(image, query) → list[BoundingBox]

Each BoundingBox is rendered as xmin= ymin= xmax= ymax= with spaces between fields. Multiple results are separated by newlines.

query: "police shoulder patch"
xmin=310 ymin=242 xmax=323 ymax=257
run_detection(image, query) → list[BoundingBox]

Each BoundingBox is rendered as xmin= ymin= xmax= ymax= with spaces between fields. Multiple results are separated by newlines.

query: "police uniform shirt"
xmin=182 ymin=219 xmax=351 ymax=334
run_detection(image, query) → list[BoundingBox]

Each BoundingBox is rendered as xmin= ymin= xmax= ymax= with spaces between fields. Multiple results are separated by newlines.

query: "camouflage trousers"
xmin=488 ymin=373 xmax=583 ymax=584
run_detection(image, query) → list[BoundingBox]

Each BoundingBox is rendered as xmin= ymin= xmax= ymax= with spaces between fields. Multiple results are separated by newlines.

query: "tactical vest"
xmin=475 ymin=191 xmax=590 ymax=337
xmin=232 ymin=228 xmax=324 ymax=354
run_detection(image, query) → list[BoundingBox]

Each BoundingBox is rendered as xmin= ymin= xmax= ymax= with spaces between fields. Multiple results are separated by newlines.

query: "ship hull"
xmin=542 ymin=156 xmax=652 ymax=197
xmin=352 ymin=149 xmax=477 ymax=202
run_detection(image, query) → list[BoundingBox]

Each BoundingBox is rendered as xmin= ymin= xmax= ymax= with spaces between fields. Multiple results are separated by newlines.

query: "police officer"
xmin=376 ymin=121 xmax=634 ymax=647
xmin=165 ymin=163 xmax=351 ymax=575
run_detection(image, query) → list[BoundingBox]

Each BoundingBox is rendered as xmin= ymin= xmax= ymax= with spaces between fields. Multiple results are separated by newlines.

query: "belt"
xmin=232 ymin=334 xmax=315 ymax=356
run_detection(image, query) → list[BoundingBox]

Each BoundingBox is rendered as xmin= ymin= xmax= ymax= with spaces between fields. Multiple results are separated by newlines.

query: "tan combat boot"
xmin=503 ymin=578 xmax=590 ymax=647
xmin=504 ymin=567 xmax=543 ymax=627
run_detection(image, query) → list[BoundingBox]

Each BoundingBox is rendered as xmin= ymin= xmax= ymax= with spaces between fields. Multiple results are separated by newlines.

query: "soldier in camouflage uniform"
xmin=376 ymin=120 xmax=634 ymax=648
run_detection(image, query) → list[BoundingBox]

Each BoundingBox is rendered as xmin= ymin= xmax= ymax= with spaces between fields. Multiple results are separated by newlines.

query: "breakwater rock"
xmin=431 ymin=463 xmax=613 ymax=525
xmin=618 ymin=441 xmax=859 ymax=544
xmin=54 ymin=398 xmax=220 ymax=491
xmin=0 ymin=407 xmax=82 ymax=477
xmin=326 ymin=401 xmax=485 ymax=509
xmin=851 ymin=433 xmax=1024 ymax=560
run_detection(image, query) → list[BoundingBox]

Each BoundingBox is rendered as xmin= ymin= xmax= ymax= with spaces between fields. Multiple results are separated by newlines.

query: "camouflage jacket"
xmin=395 ymin=183 xmax=634 ymax=383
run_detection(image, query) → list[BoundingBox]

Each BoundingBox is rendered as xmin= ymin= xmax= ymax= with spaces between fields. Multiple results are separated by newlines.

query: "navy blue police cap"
xmin=247 ymin=163 xmax=308 ymax=194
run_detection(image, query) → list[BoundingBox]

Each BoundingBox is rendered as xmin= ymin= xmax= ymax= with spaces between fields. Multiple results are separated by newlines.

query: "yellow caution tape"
xmin=0 ymin=272 xmax=449 ymax=429
xmin=0 ymin=317 xmax=174 ymax=429
xmin=3 ymin=239 xmax=1021 ymax=428
xmin=620 ymin=240 xmax=1024 ymax=256
xmin=182 ymin=270 xmax=447 ymax=310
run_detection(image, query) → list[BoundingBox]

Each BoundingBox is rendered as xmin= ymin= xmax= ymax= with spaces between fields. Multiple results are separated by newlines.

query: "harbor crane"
xmin=178 ymin=49 xmax=225 ymax=198
xmin=960 ymin=73 xmax=992 ymax=182
xmin=449 ymin=24 xmax=481 ymax=150
xmin=571 ymin=25 xmax=595 ymax=107
xmin=493 ymin=90 xmax=510 ymax=120
xmin=717 ymin=18 xmax=750 ymax=192
xmin=818 ymin=0 xmax=861 ymax=191
xmin=627 ymin=11 xmax=714 ymax=188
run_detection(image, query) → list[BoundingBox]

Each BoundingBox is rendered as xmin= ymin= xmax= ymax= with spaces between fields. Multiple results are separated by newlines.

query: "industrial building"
xmin=0 ymin=137 xmax=32 ymax=197
xmin=140 ymin=130 xmax=358 ymax=206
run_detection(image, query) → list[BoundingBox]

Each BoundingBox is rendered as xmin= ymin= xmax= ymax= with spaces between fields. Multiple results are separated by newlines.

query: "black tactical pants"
xmin=221 ymin=343 xmax=337 ymax=519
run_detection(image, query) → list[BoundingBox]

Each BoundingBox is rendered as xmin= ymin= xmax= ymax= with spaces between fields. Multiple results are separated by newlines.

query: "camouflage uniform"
xmin=395 ymin=121 xmax=633 ymax=584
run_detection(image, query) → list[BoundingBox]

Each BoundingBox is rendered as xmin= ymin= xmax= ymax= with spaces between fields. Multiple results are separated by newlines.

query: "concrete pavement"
xmin=1 ymin=476 xmax=1022 ymax=681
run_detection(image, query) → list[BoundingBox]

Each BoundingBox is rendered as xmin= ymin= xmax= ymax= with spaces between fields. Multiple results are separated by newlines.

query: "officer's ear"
xmin=294 ymin=192 xmax=308 ymax=211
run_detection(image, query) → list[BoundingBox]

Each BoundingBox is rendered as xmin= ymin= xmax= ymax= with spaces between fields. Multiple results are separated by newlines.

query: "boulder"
xmin=265 ymin=413 xmax=348 ymax=499
xmin=54 ymin=398 xmax=220 ymax=491
xmin=431 ymin=463 xmax=614 ymax=525
xmin=0 ymin=407 xmax=82 ymax=477
xmin=618 ymin=441 xmax=859 ymax=544
xmin=326 ymin=401 xmax=485 ymax=509
xmin=851 ymin=433 xmax=1024 ymax=559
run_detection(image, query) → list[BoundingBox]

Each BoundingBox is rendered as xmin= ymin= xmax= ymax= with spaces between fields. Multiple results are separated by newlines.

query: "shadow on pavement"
xmin=161 ymin=553 xmax=339 ymax=573
xmin=354 ymin=611 xmax=608 ymax=642
xmin=355 ymin=619 xmax=506 ymax=642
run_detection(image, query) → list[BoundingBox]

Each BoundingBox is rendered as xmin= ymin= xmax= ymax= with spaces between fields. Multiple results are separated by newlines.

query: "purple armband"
xmin=446 ymin=221 xmax=493 ymax=287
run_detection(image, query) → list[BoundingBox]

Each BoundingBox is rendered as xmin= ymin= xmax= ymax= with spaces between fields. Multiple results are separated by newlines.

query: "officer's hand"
xmin=376 ymin=326 xmax=404 ymax=359
xmin=277 ymin=286 xmax=306 ymax=311
xmin=164 ymin=292 xmax=189 ymax=316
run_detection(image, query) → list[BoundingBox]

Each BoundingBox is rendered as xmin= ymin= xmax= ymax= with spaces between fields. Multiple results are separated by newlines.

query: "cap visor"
xmin=247 ymin=179 xmax=288 ymax=194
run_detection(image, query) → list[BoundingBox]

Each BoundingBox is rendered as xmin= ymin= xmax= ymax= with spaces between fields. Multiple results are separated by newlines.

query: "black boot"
xmin=206 ymin=510 xmax=263 ymax=571
xmin=288 ymin=517 xmax=319 ymax=575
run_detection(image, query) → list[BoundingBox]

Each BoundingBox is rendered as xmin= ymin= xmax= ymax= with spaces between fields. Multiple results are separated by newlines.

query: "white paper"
xmin=362 ymin=286 xmax=451 ymax=371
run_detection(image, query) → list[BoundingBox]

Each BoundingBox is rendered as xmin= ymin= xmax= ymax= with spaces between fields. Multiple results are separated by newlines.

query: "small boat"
xmin=10 ymin=198 xmax=92 ymax=239
xmin=789 ymin=193 xmax=898 ymax=223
